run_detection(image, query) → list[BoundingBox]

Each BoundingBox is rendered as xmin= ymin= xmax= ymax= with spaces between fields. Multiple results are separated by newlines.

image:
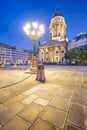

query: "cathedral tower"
xmin=49 ymin=6 xmax=67 ymax=41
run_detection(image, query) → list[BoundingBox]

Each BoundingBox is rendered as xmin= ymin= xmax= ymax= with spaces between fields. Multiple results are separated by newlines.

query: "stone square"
xmin=21 ymin=94 xmax=38 ymax=105
xmin=49 ymin=96 xmax=71 ymax=112
xmin=40 ymin=106 xmax=67 ymax=129
xmin=34 ymin=98 xmax=49 ymax=106
xmin=19 ymin=103 xmax=44 ymax=124
xmin=30 ymin=119 xmax=60 ymax=130
xmin=0 ymin=116 xmax=31 ymax=130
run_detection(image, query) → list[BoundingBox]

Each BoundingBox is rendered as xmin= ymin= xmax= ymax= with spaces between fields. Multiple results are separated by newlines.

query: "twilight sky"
xmin=0 ymin=0 xmax=87 ymax=50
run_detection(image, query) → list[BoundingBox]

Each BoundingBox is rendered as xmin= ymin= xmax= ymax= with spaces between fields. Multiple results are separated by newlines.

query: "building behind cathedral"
xmin=68 ymin=32 xmax=87 ymax=50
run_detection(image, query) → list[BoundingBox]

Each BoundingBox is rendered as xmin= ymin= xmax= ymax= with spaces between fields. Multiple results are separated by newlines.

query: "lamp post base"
xmin=30 ymin=56 xmax=37 ymax=73
xmin=30 ymin=67 xmax=37 ymax=73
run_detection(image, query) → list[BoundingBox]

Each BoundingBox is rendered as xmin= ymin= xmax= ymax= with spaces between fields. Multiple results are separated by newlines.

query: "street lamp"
xmin=23 ymin=21 xmax=45 ymax=72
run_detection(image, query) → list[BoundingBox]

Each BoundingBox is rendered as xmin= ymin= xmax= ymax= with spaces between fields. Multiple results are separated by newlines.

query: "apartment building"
xmin=0 ymin=43 xmax=32 ymax=65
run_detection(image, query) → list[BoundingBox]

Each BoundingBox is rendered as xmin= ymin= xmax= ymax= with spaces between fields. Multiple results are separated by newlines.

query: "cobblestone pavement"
xmin=0 ymin=66 xmax=87 ymax=130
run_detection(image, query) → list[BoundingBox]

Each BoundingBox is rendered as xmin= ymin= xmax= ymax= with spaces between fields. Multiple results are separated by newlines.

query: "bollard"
xmin=36 ymin=64 xmax=45 ymax=83
xmin=13 ymin=64 xmax=16 ymax=70
xmin=1 ymin=64 xmax=4 ymax=69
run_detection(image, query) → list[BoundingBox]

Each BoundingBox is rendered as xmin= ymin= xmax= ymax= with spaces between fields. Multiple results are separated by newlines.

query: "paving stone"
xmin=49 ymin=96 xmax=71 ymax=112
xmin=4 ymin=94 xmax=25 ymax=107
xmin=40 ymin=106 xmax=67 ymax=129
xmin=23 ymin=87 xmax=40 ymax=96
xmin=40 ymin=93 xmax=54 ymax=100
xmin=0 ymin=91 xmax=11 ymax=104
xmin=56 ymin=88 xmax=73 ymax=99
xmin=0 ymin=116 xmax=31 ymax=130
xmin=72 ymin=91 xmax=86 ymax=105
xmin=67 ymin=103 xmax=86 ymax=130
xmin=34 ymin=98 xmax=49 ymax=106
xmin=0 ymin=104 xmax=8 ymax=114
xmin=19 ymin=103 xmax=44 ymax=124
xmin=64 ymin=123 xmax=82 ymax=130
xmin=33 ymin=89 xmax=53 ymax=100
xmin=33 ymin=89 xmax=47 ymax=96
xmin=0 ymin=124 xmax=2 ymax=128
xmin=46 ymin=88 xmax=60 ymax=96
xmin=30 ymin=119 xmax=60 ymax=130
xmin=41 ymin=85 xmax=53 ymax=91
xmin=85 ymin=97 xmax=87 ymax=106
xmin=86 ymin=90 xmax=87 ymax=97
xmin=34 ymin=88 xmax=57 ymax=97
xmin=0 ymin=103 xmax=24 ymax=125
xmin=73 ymin=89 xmax=86 ymax=96
xmin=85 ymin=116 xmax=87 ymax=130
xmin=21 ymin=94 xmax=38 ymax=105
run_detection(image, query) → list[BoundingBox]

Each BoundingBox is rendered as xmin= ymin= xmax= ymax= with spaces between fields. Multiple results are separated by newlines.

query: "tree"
xmin=65 ymin=45 xmax=87 ymax=65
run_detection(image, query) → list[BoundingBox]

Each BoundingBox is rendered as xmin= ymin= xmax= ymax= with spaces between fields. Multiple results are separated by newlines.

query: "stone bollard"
xmin=13 ymin=64 xmax=16 ymax=69
xmin=1 ymin=64 xmax=4 ymax=69
xmin=36 ymin=64 xmax=45 ymax=83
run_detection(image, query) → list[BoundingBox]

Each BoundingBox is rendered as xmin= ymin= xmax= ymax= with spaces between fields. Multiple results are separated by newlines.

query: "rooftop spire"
xmin=52 ymin=3 xmax=63 ymax=18
xmin=56 ymin=4 xmax=58 ymax=10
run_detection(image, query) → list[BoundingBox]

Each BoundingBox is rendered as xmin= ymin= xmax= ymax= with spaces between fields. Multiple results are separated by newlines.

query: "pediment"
xmin=40 ymin=40 xmax=66 ymax=47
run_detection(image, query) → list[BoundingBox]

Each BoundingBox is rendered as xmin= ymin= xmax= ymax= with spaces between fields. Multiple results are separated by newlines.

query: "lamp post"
xmin=23 ymin=21 xmax=45 ymax=72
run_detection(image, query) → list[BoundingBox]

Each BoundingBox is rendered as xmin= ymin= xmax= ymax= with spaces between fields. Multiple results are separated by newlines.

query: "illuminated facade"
xmin=39 ymin=7 xmax=68 ymax=63
xmin=0 ymin=43 xmax=32 ymax=65
xmin=0 ymin=43 xmax=12 ymax=65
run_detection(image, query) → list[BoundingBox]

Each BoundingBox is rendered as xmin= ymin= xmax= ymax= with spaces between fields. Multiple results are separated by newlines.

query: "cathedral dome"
xmin=52 ymin=8 xmax=63 ymax=18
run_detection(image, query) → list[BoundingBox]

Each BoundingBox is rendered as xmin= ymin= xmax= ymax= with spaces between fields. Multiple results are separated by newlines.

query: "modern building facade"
xmin=68 ymin=32 xmax=87 ymax=50
xmin=38 ymin=7 xmax=68 ymax=63
xmin=0 ymin=43 xmax=32 ymax=65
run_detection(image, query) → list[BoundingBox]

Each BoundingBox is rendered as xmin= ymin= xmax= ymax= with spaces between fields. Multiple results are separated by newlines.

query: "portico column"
xmin=48 ymin=48 xmax=50 ymax=63
xmin=44 ymin=49 xmax=46 ymax=62
xmin=52 ymin=47 xmax=55 ymax=62
xmin=59 ymin=47 xmax=61 ymax=62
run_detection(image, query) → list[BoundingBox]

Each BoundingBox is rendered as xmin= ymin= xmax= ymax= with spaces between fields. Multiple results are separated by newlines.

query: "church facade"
xmin=38 ymin=7 xmax=68 ymax=63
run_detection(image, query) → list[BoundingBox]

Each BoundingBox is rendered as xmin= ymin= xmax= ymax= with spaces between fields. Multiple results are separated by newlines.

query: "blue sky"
xmin=0 ymin=0 xmax=87 ymax=50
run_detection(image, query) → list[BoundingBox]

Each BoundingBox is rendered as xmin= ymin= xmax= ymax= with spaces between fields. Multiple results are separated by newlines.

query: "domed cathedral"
xmin=38 ymin=6 xmax=68 ymax=64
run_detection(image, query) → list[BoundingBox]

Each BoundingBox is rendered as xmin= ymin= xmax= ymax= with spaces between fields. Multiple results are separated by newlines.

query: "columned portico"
xmin=39 ymin=43 xmax=66 ymax=63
